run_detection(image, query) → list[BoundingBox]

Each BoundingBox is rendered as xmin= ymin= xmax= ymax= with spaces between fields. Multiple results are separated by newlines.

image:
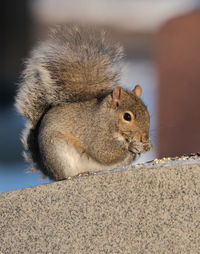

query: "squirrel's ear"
xmin=132 ymin=85 xmax=142 ymax=98
xmin=112 ymin=85 xmax=121 ymax=109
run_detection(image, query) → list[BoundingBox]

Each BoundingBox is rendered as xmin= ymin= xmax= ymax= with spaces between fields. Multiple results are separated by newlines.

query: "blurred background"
xmin=1 ymin=0 xmax=200 ymax=192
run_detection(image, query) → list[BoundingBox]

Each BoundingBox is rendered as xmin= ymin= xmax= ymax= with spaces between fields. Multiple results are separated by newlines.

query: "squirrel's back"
xmin=15 ymin=25 xmax=124 ymax=126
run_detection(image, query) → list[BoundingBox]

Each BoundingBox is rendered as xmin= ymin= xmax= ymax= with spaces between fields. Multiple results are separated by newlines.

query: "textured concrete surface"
xmin=1 ymin=157 xmax=200 ymax=254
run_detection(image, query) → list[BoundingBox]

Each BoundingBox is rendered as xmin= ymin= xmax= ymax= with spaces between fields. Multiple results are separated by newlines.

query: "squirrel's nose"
xmin=135 ymin=133 xmax=149 ymax=142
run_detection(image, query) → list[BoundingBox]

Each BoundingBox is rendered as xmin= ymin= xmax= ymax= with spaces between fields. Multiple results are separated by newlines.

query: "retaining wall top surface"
xmin=0 ymin=157 xmax=200 ymax=254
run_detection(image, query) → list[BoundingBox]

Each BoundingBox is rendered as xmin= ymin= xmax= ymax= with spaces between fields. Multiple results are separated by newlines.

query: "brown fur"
xmin=15 ymin=25 xmax=152 ymax=180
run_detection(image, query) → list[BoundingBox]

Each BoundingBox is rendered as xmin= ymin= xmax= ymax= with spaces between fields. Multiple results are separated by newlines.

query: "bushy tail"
xmin=15 ymin=25 xmax=124 ymax=127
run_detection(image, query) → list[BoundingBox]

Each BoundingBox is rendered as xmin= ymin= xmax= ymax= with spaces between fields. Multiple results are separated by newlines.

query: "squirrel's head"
xmin=111 ymin=85 xmax=152 ymax=153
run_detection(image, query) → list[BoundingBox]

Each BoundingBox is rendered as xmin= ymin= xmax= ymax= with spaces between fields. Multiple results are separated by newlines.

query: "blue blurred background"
xmin=1 ymin=0 xmax=199 ymax=193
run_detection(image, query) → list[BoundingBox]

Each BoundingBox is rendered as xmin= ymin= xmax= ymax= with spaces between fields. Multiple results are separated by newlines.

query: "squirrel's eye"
xmin=123 ymin=112 xmax=132 ymax=121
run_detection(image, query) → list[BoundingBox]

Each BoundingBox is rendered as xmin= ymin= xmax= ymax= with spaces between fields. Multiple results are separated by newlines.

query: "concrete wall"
xmin=1 ymin=157 xmax=200 ymax=253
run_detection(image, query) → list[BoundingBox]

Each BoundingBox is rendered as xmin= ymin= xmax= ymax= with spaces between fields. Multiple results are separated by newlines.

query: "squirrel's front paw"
xmin=128 ymin=141 xmax=143 ymax=154
xmin=142 ymin=141 xmax=152 ymax=152
xmin=128 ymin=140 xmax=152 ymax=154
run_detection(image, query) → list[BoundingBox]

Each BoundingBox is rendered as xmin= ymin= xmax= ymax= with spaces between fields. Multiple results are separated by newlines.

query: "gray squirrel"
xmin=15 ymin=25 xmax=152 ymax=180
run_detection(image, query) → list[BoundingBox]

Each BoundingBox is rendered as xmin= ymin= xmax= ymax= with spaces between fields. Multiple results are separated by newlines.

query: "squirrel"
xmin=15 ymin=25 xmax=152 ymax=180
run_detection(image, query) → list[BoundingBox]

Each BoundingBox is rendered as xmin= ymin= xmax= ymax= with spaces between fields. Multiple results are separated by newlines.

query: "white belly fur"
xmin=57 ymin=142 xmax=120 ymax=177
